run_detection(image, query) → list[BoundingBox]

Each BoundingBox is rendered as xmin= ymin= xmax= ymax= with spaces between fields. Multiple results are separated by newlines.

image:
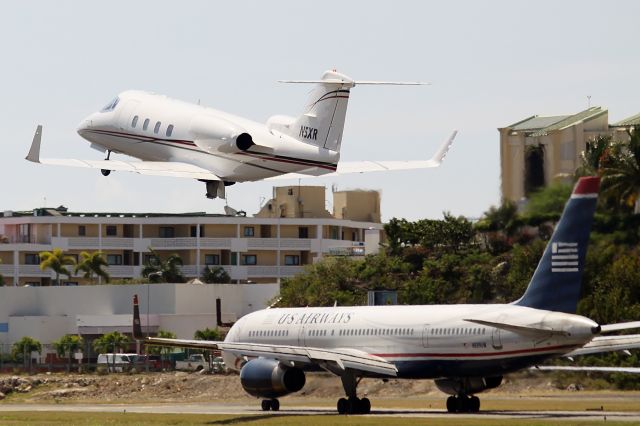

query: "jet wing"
xmin=142 ymin=337 xmax=397 ymax=377
xmin=266 ymin=130 xmax=457 ymax=180
xmin=26 ymin=125 xmax=221 ymax=181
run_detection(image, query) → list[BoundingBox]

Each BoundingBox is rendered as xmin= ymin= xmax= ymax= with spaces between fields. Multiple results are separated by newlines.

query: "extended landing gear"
xmin=200 ymin=180 xmax=234 ymax=200
xmin=337 ymin=396 xmax=371 ymax=414
xmin=101 ymin=150 xmax=112 ymax=176
xmin=446 ymin=395 xmax=480 ymax=413
xmin=261 ymin=398 xmax=280 ymax=411
xmin=337 ymin=370 xmax=371 ymax=415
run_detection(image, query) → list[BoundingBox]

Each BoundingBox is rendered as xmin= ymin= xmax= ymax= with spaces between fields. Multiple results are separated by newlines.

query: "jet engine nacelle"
xmin=239 ymin=358 xmax=306 ymax=398
xmin=190 ymin=115 xmax=251 ymax=153
xmin=435 ymin=376 xmax=503 ymax=395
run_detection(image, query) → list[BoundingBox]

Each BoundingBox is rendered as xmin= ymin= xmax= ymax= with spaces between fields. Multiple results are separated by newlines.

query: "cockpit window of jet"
xmin=26 ymin=70 xmax=456 ymax=200
xmin=132 ymin=176 xmax=640 ymax=415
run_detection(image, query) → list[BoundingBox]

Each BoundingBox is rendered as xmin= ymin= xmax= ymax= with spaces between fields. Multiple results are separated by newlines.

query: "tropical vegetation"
xmin=39 ymin=248 xmax=76 ymax=286
xmin=74 ymin=251 xmax=110 ymax=284
xmin=201 ymin=266 xmax=231 ymax=284
xmin=53 ymin=334 xmax=84 ymax=372
xmin=141 ymin=249 xmax=186 ymax=283
xmin=11 ymin=336 xmax=42 ymax=364
xmin=92 ymin=331 xmax=130 ymax=354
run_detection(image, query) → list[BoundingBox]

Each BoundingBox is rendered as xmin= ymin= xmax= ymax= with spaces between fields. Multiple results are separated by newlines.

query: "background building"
xmin=0 ymin=186 xmax=383 ymax=286
xmin=499 ymin=107 xmax=639 ymax=203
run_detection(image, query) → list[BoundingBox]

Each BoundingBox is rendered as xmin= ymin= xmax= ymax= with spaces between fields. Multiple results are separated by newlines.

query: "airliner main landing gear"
xmin=261 ymin=398 xmax=280 ymax=411
xmin=446 ymin=394 xmax=480 ymax=413
xmin=337 ymin=370 xmax=371 ymax=414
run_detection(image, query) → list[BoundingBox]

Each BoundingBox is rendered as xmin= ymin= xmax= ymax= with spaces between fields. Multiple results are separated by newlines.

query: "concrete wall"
xmin=0 ymin=283 xmax=278 ymax=345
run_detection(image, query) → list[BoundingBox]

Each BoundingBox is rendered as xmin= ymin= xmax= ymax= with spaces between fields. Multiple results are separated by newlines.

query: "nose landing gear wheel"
xmin=260 ymin=399 xmax=279 ymax=411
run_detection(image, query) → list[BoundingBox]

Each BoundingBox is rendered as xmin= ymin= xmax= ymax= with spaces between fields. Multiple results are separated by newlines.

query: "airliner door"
xmin=298 ymin=326 xmax=306 ymax=346
xmin=421 ymin=325 xmax=430 ymax=348
xmin=491 ymin=328 xmax=503 ymax=350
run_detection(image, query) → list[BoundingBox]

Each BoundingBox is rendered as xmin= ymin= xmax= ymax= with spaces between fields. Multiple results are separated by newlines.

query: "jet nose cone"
xmin=77 ymin=116 xmax=94 ymax=137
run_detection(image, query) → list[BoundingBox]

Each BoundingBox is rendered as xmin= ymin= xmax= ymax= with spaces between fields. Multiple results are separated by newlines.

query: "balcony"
xmin=246 ymin=238 xmax=311 ymax=250
xmin=66 ymin=237 xmax=134 ymax=249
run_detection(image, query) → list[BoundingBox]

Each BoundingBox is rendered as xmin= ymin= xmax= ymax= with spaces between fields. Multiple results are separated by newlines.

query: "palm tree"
xmin=92 ymin=331 xmax=130 ymax=354
xmin=602 ymin=127 xmax=640 ymax=213
xmin=39 ymin=248 xmax=76 ymax=286
xmin=53 ymin=334 xmax=84 ymax=372
xmin=141 ymin=249 xmax=185 ymax=283
xmin=194 ymin=327 xmax=221 ymax=341
xmin=201 ymin=265 xmax=231 ymax=284
xmin=12 ymin=336 xmax=42 ymax=371
xmin=576 ymin=134 xmax=612 ymax=177
xmin=75 ymin=251 xmax=110 ymax=284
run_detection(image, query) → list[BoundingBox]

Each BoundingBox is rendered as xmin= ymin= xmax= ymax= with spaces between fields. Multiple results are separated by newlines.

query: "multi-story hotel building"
xmin=0 ymin=186 xmax=383 ymax=286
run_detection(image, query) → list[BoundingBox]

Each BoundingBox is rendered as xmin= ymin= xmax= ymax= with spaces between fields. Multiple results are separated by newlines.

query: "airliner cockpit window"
xmin=100 ymin=97 xmax=120 ymax=112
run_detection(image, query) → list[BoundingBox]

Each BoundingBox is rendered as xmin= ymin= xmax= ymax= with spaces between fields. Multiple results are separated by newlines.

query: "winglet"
xmin=133 ymin=294 xmax=143 ymax=340
xmin=26 ymin=125 xmax=43 ymax=163
xmin=428 ymin=130 xmax=457 ymax=165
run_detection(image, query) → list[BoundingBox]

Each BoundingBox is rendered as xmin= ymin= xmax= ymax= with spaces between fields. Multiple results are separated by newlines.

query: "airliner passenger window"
xmin=143 ymin=119 xmax=150 ymax=131
xmin=131 ymin=116 xmax=138 ymax=128
xmin=166 ymin=124 xmax=174 ymax=137
xmin=100 ymin=97 xmax=120 ymax=112
xmin=154 ymin=121 xmax=161 ymax=134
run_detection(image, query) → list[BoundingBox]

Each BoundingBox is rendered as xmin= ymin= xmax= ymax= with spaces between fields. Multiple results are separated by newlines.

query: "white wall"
xmin=0 ymin=283 xmax=279 ymax=345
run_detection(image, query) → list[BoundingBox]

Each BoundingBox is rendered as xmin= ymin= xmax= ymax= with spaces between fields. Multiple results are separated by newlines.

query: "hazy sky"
xmin=2 ymin=1 xmax=639 ymax=221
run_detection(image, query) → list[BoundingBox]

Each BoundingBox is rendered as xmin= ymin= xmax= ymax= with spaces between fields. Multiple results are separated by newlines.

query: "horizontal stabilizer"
xmin=564 ymin=334 xmax=640 ymax=357
xmin=279 ymin=79 xmax=430 ymax=86
xmin=532 ymin=365 xmax=640 ymax=374
xmin=464 ymin=319 xmax=569 ymax=337
xmin=601 ymin=321 xmax=640 ymax=333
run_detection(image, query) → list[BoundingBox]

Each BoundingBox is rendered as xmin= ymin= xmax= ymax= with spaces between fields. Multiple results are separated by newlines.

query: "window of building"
xmin=131 ymin=115 xmax=139 ymax=128
xmin=284 ymin=255 xmax=300 ymax=265
xmin=25 ymin=282 xmax=41 ymax=287
xmin=106 ymin=225 xmax=117 ymax=236
xmin=154 ymin=121 xmax=161 ymax=134
xmin=298 ymin=227 xmax=309 ymax=239
xmin=25 ymin=253 xmax=40 ymax=265
xmin=78 ymin=225 xmax=86 ymax=236
xmin=107 ymin=254 xmax=122 ymax=265
xmin=62 ymin=282 xmax=79 ymax=286
xmin=166 ymin=124 xmax=174 ymax=137
xmin=242 ymin=254 xmax=257 ymax=265
xmin=143 ymin=254 xmax=154 ymax=265
xmin=190 ymin=225 xmax=204 ymax=237
xmin=143 ymin=118 xmax=150 ymax=131
xmin=205 ymin=254 xmax=220 ymax=265
xmin=244 ymin=227 xmax=255 ymax=237
xmin=159 ymin=227 xmax=175 ymax=238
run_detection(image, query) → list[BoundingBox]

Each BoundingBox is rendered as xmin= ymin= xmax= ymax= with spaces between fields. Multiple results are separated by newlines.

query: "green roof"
xmin=611 ymin=112 xmax=640 ymax=127
xmin=505 ymin=107 xmax=606 ymax=136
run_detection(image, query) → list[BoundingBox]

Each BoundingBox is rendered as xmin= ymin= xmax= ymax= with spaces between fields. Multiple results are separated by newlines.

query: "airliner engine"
xmin=239 ymin=358 xmax=306 ymax=398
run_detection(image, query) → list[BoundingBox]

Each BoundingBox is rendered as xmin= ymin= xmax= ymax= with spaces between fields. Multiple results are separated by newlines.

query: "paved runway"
xmin=1 ymin=403 xmax=639 ymax=422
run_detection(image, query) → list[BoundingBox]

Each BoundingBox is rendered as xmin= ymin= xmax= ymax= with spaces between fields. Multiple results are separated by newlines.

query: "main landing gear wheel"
xmin=336 ymin=397 xmax=370 ymax=414
xmin=446 ymin=395 xmax=480 ymax=413
xmin=101 ymin=169 xmax=111 ymax=176
xmin=261 ymin=398 xmax=280 ymax=411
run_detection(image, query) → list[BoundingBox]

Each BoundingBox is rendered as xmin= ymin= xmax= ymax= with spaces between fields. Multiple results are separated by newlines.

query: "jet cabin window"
xmin=131 ymin=116 xmax=139 ymax=128
xmin=143 ymin=119 xmax=150 ymax=131
xmin=154 ymin=121 xmax=161 ymax=134
xmin=100 ymin=97 xmax=119 ymax=112
xmin=166 ymin=124 xmax=174 ymax=137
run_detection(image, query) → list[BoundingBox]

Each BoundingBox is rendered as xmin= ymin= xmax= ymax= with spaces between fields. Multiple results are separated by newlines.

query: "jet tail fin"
xmin=514 ymin=176 xmax=600 ymax=314
xmin=133 ymin=294 xmax=143 ymax=340
xmin=26 ymin=125 xmax=43 ymax=163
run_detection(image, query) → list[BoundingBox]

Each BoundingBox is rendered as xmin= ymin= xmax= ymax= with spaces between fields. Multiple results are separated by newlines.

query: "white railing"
xmin=246 ymin=266 xmax=304 ymax=277
xmin=148 ymin=237 xmax=197 ymax=248
xmin=0 ymin=265 xmax=14 ymax=275
xmin=199 ymin=238 xmax=232 ymax=249
xmin=246 ymin=238 xmax=311 ymax=250
xmin=67 ymin=237 xmax=134 ymax=248
xmin=105 ymin=265 xmax=136 ymax=277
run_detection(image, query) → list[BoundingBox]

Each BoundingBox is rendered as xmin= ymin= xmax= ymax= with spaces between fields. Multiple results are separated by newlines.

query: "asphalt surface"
xmin=1 ymin=403 xmax=639 ymax=422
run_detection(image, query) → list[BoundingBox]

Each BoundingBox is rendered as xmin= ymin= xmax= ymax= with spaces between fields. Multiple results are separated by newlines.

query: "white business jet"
xmin=133 ymin=176 xmax=640 ymax=415
xmin=26 ymin=70 xmax=456 ymax=199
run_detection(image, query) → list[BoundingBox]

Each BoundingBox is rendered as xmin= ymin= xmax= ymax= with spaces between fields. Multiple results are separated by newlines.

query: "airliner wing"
xmin=142 ymin=337 xmax=397 ymax=377
xmin=266 ymin=130 xmax=457 ymax=180
xmin=26 ymin=125 xmax=221 ymax=180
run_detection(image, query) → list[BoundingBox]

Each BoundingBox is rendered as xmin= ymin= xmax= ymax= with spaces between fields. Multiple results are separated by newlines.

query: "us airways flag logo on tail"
xmin=551 ymin=242 xmax=579 ymax=272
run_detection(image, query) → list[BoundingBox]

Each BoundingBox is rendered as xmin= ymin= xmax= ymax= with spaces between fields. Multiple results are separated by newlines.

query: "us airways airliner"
xmin=26 ymin=70 xmax=456 ymax=199
xmin=133 ymin=176 xmax=640 ymax=415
